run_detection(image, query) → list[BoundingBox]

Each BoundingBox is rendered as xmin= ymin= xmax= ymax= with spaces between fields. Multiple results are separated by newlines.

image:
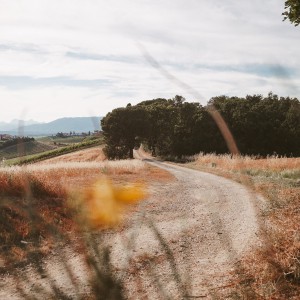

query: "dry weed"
xmin=0 ymin=158 xmax=174 ymax=272
xmin=194 ymin=153 xmax=300 ymax=173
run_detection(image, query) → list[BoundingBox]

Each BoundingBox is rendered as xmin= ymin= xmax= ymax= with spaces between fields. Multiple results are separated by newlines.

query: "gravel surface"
xmin=118 ymin=159 xmax=261 ymax=299
xmin=0 ymin=158 xmax=262 ymax=299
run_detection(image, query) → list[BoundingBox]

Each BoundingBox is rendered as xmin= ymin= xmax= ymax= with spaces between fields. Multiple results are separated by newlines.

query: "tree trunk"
xmin=129 ymin=148 xmax=134 ymax=159
xmin=152 ymin=147 xmax=156 ymax=156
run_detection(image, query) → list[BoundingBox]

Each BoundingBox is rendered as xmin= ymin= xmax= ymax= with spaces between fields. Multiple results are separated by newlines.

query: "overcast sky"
xmin=0 ymin=0 xmax=299 ymax=122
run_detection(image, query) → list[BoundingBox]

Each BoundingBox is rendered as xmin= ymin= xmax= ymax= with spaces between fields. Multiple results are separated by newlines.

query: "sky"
xmin=0 ymin=0 xmax=299 ymax=122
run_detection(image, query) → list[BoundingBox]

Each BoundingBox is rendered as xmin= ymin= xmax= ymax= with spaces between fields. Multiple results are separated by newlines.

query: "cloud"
xmin=0 ymin=76 xmax=112 ymax=89
xmin=65 ymin=51 xmax=141 ymax=64
xmin=191 ymin=63 xmax=299 ymax=78
xmin=0 ymin=0 xmax=299 ymax=122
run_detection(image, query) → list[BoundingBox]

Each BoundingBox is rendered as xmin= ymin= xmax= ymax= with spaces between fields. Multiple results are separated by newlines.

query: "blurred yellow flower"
xmin=69 ymin=179 xmax=146 ymax=228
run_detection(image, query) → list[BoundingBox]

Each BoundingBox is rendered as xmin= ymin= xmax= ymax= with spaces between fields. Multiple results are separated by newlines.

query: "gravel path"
xmin=0 ymin=158 xmax=262 ymax=299
xmin=117 ymin=158 xmax=261 ymax=298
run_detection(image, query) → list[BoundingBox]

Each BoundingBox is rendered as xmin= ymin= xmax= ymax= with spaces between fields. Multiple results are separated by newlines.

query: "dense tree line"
xmin=101 ymin=93 xmax=300 ymax=159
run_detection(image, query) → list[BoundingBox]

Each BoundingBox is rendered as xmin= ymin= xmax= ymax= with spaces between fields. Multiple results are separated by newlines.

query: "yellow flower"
xmin=69 ymin=179 xmax=146 ymax=228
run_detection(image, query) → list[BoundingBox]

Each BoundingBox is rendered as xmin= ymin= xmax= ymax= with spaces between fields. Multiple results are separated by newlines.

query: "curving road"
xmin=114 ymin=153 xmax=262 ymax=298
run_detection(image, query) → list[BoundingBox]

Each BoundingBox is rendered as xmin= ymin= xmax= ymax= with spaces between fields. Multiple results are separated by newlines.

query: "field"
xmin=185 ymin=154 xmax=300 ymax=298
xmin=36 ymin=135 xmax=89 ymax=145
xmin=0 ymin=141 xmax=56 ymax=160
xmin=37 ymin=146 xmax=106 ymax=163
xmin=0 ymin=146 xmax=173 ymax=271
xmin=3 ymin=137 xmax=104 ymax=166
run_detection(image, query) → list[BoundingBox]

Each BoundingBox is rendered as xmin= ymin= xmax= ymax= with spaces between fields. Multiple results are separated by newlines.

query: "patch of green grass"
xmin=36 ymin=135 xmax=87 ymax=145
xmin=240 ymin=168 xmax=300 ymax=183
xmin=52 ymin=136 xmax=87 ymax=144
xmin=35 ymin=136 xmax=53 ymax=143
xmin=4 ymin=137 xmax=104 ymax=166
xmin=280 ymin=169 xmax=300 ymax=180
xmin=37 ymin=135 xmax=101 ymax=146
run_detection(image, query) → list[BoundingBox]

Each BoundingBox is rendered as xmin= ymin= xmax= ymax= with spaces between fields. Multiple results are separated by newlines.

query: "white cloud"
xmin=0 ymin=0 xmax=299 ymax=122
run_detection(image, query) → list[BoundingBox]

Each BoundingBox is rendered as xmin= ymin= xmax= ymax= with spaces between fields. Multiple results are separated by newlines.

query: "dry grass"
xmin=0 ymin=153 xmax=173 ymax=271
xmin=0 ymin=141 xmax=175 ymax=300
xmin=38 ymin=146 xmax=106 ymax=163
xmin=186 ymin=154 xmax=300 ymax=299
xmin=193 ymin=153 xmax=300 ymax=173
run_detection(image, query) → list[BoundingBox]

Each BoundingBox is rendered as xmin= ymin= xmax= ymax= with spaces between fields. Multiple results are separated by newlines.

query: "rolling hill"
xmin=0 ymin=141 xmax=56 ymax=160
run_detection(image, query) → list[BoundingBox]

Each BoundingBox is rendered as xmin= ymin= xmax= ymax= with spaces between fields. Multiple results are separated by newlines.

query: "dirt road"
xmin=117 ymin=157 xmax=261 ymax=298
xmin=1 ymin=157 xmax=262 ymax=299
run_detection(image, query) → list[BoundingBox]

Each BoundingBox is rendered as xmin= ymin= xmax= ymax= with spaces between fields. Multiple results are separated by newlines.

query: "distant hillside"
xmin=1 ymin=117 xmax=102 ymax=136
xmin=0 ymin=141 xmax=56 ymax=160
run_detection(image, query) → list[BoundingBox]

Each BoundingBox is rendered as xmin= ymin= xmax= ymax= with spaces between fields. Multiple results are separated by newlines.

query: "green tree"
xmin=101 ymin=106 xmax=149 ymax=159
xmin=102 ymin=93 xmax=300 ymax=160
xmin=283 ymin=0 xmax=300 ymax=26
xmin=138 ymin=96 xmax=223 ymax=158
xmin=137 ymin=98 xmax=179 ymax=156
xmin=173 ymin=102 xmax=205 ymax=156
xmin=209 ymin=93 xmax=300 ymax=156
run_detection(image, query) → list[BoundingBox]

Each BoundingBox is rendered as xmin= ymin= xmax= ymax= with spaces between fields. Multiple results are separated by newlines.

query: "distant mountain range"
xmin=0 ymin=117 xmax=102 ymax=136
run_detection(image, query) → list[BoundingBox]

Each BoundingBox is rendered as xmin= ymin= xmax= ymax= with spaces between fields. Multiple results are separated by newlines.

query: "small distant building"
xmin=93 ymin=130 xmax=102 ymax=136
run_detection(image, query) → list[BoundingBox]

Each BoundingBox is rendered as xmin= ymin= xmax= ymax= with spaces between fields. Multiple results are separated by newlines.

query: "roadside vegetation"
xmin=0 ymin=158 xmax=146 ymax=262
xmin=185 ymin=154 xmax=300 ymax=299
xmin=0 ymin=144 xmax=176 ymax=298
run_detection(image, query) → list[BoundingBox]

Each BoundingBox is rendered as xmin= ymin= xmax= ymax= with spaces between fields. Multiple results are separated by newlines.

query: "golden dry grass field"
xmin=37 ymin=146 xmax=106 ymax=164
xmin=0 ymin=146 xmax=173 ymax=270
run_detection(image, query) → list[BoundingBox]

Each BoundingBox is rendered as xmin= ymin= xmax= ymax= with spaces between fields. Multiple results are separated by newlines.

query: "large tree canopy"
xmin=101 ymin=106 xmax=149 ymax=159
xmin=209 ymin=93 xmax=300 ymax=156
xmin=283 ymin=0 xmax=300 ymax=26
xmin=101 ymin=93 xmax=300 ymax=159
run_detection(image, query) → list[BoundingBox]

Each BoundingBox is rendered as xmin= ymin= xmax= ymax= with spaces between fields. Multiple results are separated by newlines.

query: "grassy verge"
xmin=182 ymin=153 xmax=300 ymax=299
xmin=4 ymin=137 xmax=103 ymax=166
xmin=0 ymin=158 xmax=159 ymax=298
xmin=0 ymin=160 xmax=179 ymax=300
xmin=0 ymin=158 xmax=173 ymax=265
